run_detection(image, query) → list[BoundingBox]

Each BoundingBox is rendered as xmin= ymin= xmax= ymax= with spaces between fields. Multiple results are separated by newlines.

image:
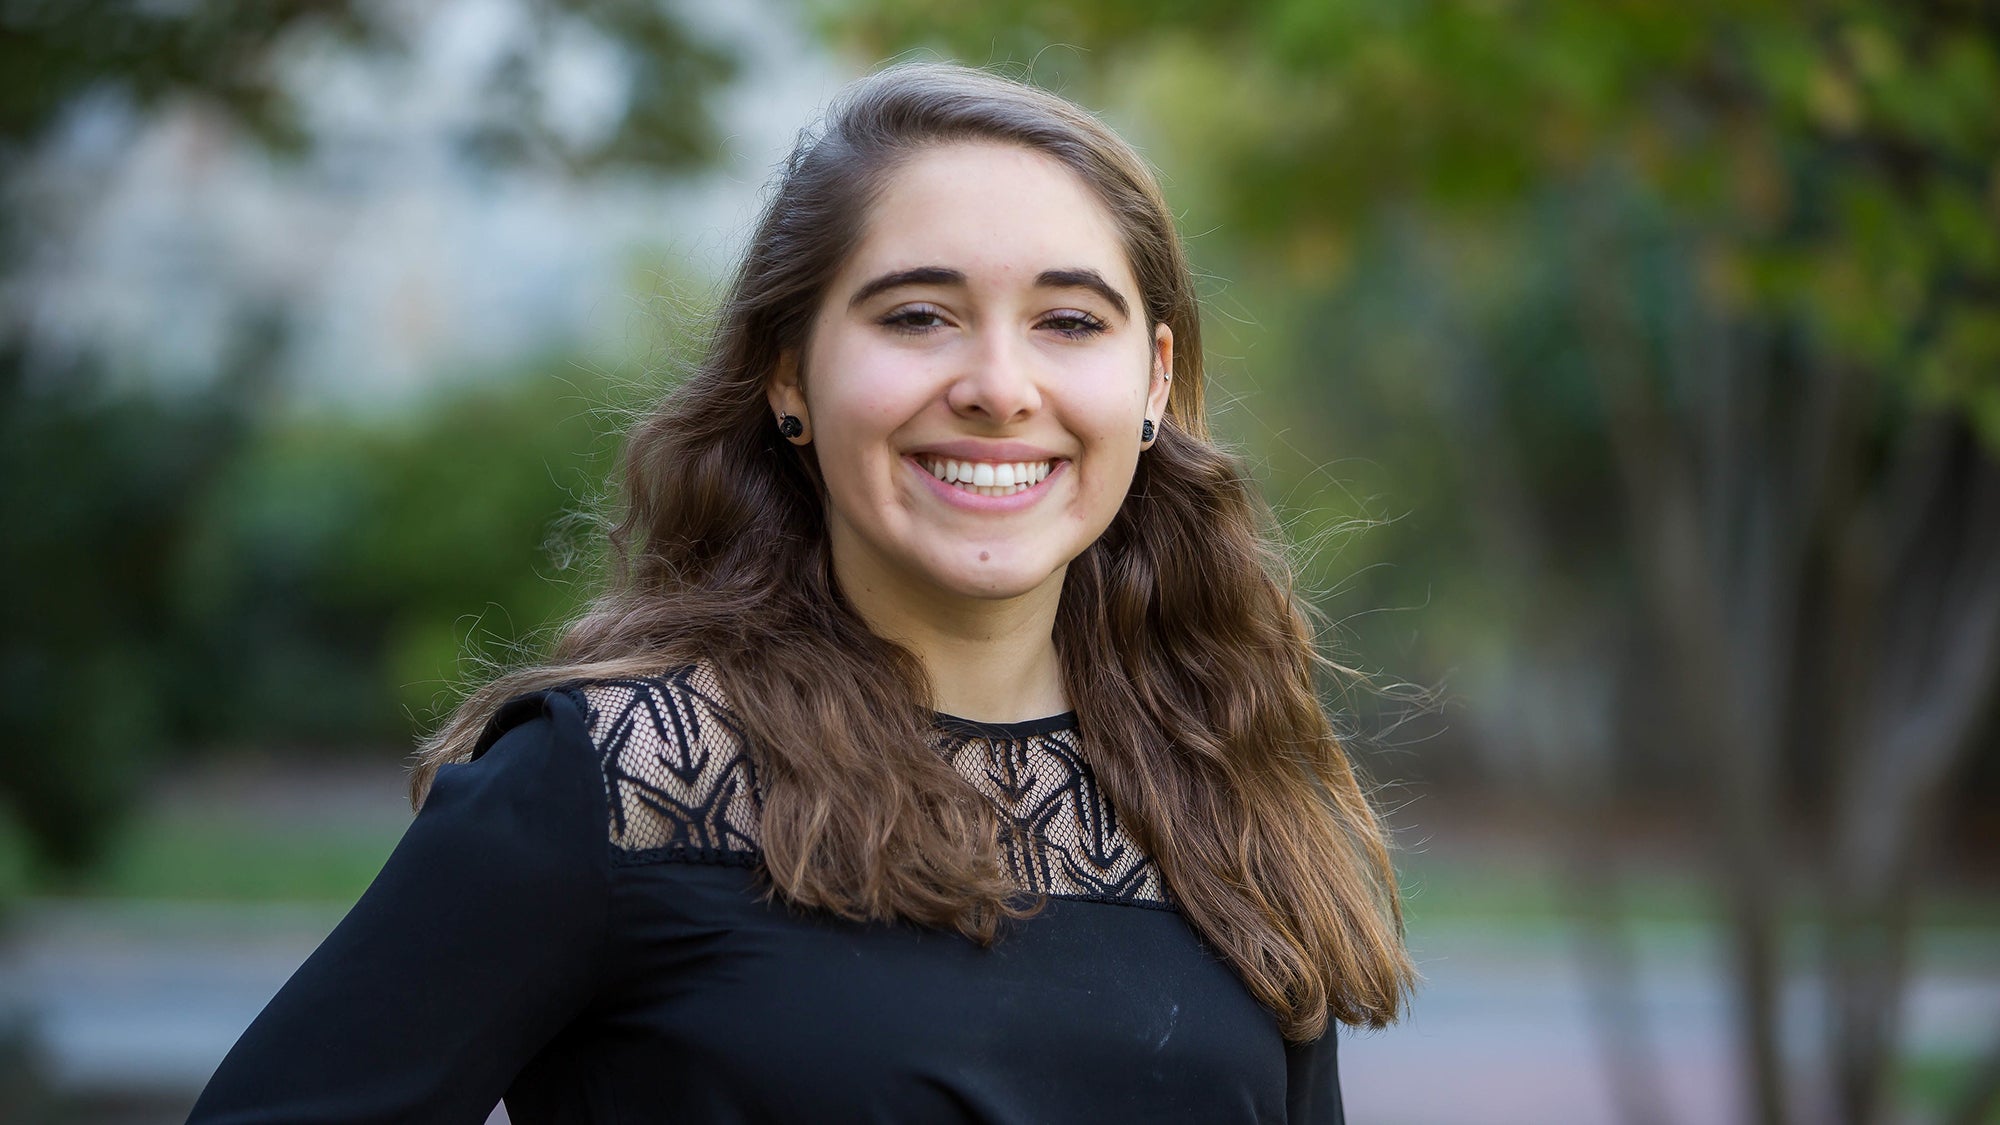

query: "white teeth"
xmin=916 ymin=456 xmax=1055 ymax=494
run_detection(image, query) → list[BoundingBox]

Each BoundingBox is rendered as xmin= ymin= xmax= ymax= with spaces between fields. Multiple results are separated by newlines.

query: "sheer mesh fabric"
xmin=579 ymin=665 xmax=763 ymax=865
xmin=573 ymin=668 xmax=1169 ymax=907
xmin=934 ymin=722 xmax=1169 ymax=906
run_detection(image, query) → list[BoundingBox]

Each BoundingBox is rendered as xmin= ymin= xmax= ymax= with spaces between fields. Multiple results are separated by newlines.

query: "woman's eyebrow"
xmin=847 ymin=265 xmax=1131 ymax=319
xmin=849 ymin=266 xmax=965 ymax=308
xmin=1035 ymin=268 xmax=1129 ymax=319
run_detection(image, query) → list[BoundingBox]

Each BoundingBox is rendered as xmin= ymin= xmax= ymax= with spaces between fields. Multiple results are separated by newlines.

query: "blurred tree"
xmin=173 ymin=360 xmax=626 ymax=747
xmin=0 ymin=0 xmax=734 ymax=876
xmin=826 ymin=3 xmax=2000 ymax=1123
xmin=0 ymin=345 xmax=252 ymax=871
xmin=1 ymin=0 xmax=732 ymax=168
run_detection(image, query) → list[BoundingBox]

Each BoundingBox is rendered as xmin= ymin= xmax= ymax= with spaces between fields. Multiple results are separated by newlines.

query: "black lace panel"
xmin=573 ymin=670 xmax=1169 ymax=907
xmin=578 ymin=666 xmax=763 ymax=864
xmin=932 ymin=725 xmax=1168 ymax=907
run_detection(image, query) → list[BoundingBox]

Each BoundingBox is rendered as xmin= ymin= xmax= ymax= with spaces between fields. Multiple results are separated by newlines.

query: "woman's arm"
xmin=188 ymin=689 xmax=609 ymax=1124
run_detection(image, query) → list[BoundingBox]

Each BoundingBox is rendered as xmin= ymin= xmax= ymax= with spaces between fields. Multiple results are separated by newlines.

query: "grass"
xmin=0 ymin=801 xmax=404 ymax=907
xmin=78 ymin=818 xmax=404 ymax=902
xmin=1899 ymin=1050 xmax=2000 ymax=1123
xmin=1395 ymin=849 xmax=2000 ymax=943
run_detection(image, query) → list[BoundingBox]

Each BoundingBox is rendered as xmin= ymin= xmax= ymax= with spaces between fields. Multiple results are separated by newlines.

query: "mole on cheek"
xmin=979 ymin=551 xmax=990 ymax=562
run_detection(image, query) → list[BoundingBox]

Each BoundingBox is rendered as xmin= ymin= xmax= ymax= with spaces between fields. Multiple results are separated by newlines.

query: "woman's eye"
xmin=880 ymin=306 xmax=947 ymax=334
xmin=1041 ymin=310 xmax=1108 ymax=338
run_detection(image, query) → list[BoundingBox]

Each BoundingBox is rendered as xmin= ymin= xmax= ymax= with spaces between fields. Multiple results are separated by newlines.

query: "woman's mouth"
xmin=915 ymin=456 xmax=1055 ymax=498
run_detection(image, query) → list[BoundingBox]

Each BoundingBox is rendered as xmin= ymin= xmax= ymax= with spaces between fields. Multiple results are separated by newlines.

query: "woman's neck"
xmin=834 ymin=562 xmax=1070 ymax=725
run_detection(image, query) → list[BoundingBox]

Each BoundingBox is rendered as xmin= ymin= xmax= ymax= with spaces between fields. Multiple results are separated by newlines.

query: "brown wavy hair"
xmin=413 ymin=61 xmax=1414 ymax=1039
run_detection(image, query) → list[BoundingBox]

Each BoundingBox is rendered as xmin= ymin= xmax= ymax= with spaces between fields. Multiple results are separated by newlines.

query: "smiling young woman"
xmin=191 ymin=62 xmax=1416 ymax=1124
xmin=776 ymin=140 xmax=1172 ymax=718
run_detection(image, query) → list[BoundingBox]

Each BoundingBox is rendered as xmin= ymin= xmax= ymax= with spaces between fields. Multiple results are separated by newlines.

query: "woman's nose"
xmin=945 ymin=330 xmax=1042 ymax=423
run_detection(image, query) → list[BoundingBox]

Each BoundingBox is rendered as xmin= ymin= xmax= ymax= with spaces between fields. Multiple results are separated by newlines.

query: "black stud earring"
xmin=778 ymin=414 xmax=804 ymax=439
xmin=1141 ymin=419 xmax=1156 ymax=443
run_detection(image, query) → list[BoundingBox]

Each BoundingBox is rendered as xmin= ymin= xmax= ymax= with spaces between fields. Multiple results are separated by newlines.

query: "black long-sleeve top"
xmin=190 ymin=665 xmax=1344 ymax=1123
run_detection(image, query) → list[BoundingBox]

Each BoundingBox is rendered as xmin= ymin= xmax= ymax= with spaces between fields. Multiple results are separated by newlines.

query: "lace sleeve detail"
xmin=575 ymin=664 xmax=764 ymax=866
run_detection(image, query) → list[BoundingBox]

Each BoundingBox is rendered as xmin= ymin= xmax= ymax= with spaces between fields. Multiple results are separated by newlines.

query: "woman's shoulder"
xmin=475 ymin=662 xmax=746 ymax=764
xmin=567 ymin=662 xmax=746 ymax=750
xmin=537 ymin=662 xmax=766 ymax=867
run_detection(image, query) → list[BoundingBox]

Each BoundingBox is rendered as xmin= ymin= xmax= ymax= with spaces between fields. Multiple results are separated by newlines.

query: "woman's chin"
xmin=924 ymin=552 xmax=1071 ymax=604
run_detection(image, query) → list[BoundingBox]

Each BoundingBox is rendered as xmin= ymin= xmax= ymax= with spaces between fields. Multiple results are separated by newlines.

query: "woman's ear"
xmin=1142 ymin=323 xmax=1173 ymax=447
xmin=767 ymin=350 xmax=812 ymax=444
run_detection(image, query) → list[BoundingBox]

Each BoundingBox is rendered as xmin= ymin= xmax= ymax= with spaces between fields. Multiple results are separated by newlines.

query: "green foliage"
xmin=548 ymin=0 xmax=738 ymax=173
xmin=0 ymin=354 xmax=251 ymax=870
xmin=0 ymin=0 xmax=385 ymax=155
xmin=0 ymin=353 xmax=635 ymax=874
xmin=0 ymin=0 xmax=735 ymax=173
xmin=176 ymin=364 xmax=626 ymax=745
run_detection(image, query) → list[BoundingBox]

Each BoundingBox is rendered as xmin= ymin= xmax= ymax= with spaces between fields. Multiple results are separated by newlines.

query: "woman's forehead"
xmin=835 ymin=142 xmax=1140 ymax=303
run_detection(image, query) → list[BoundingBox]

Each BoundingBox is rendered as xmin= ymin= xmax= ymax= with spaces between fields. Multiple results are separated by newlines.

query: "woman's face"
xmin=771 ymin=141 xmax=1172 ymax=616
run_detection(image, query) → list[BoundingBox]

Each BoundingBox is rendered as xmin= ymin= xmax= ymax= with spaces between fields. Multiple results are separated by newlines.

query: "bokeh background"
xmin=3 ymin=2 xmax=1997 ymax=1123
